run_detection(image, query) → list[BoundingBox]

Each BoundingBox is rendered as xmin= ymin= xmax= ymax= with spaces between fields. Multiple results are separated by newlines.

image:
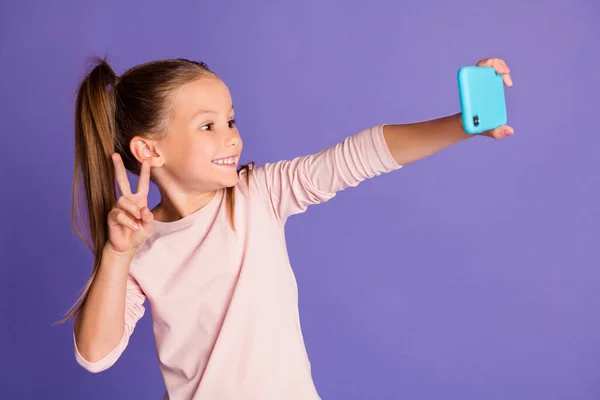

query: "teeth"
xmin=213 ymin=157 xmax=236 ymax=165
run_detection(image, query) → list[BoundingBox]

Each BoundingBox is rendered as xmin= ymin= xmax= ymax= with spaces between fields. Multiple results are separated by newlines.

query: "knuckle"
xmin=117 ymin=196 xmax=132 ymax=209
xmin=117 ymin=210 xmax=131 ymax=222
xmin=107 ymin=210 xmax=118 ymax=221
xmin=117 ymin=196 xmax=138 ymax=212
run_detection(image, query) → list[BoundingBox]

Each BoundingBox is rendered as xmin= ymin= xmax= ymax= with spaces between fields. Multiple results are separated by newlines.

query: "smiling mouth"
xmin=211 ymin=156 xmax=237 ymax=166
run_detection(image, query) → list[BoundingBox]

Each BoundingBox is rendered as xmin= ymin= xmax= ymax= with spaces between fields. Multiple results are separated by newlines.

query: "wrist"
xmin=455 ymin=112 xmax=477 ymax=139
xmin=455 ymin=113 xmax=466 ymax=132
xmin=102 ymin=244 xmax=136 ymax=265
xmin=456 ymin=113 xmax=463 ymax=128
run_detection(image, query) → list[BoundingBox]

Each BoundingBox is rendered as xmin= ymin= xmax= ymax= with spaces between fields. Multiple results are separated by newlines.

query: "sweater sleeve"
xmin=252 ymin=125 xmax=402 ymax=223
xmin=73 ymin=274 xmax=146 ymax=373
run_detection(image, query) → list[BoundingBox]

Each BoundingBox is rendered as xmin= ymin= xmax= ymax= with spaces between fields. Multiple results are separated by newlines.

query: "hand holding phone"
xmin=458 ymin=65 xmax=508 ymax=135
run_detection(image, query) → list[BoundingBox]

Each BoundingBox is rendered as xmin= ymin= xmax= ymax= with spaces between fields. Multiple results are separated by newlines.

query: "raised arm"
xmin=251 ymin=124 xmax=401 ymax=223
xmin=382 ymin=58 xmax=514 ymax=165
xmin=74 ymin=249 xmax=146 ymax=372
xmin=73 ymin=155 xmax=153 ymax=372
xmin=251 ymin=58 xmax=513 ymax=223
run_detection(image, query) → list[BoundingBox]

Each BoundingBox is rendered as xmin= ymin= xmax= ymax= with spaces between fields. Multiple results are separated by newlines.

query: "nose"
xmin=225 ymin=129 xmax=241 ymax=147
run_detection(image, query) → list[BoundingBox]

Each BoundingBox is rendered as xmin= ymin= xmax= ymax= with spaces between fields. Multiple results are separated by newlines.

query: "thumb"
xmin=503 ymin=126 xmax=514 ymax=135
xmin=140 ymin=207 xmax=155 ymax=232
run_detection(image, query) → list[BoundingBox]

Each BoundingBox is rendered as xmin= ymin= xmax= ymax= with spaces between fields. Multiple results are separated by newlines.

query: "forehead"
xmin=171 ymin=76 xmax=233 ymax=118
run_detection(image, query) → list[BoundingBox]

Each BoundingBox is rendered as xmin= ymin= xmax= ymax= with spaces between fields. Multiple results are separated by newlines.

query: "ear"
xmin=130 ymin=136 xmax=165 ymax=168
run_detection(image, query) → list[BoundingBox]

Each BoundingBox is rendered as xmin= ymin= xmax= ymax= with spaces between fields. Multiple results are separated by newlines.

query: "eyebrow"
xmin=191 ymin=104 xmax=234 ymax=119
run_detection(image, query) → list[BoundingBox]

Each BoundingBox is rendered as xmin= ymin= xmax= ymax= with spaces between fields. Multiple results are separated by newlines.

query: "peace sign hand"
xmin=106 ymin=154 xmax=154 ymax=255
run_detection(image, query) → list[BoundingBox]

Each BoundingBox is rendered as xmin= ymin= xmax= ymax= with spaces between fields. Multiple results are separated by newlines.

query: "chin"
xmin=220 ymin=174 xmax=241 ymax=189
xmin=209 ymin=163 xmax=242 ymax=189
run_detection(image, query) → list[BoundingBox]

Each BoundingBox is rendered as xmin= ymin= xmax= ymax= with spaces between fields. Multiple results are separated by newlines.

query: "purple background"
xmin=2 ymin=0 xmax=599 ymax=399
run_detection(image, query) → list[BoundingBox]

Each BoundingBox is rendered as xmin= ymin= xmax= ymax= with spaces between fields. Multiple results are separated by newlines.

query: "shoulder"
xmin=233 ymin=162 xmax=281 ymax=218
xmin=236 ymin=161 xmax=264 ymax=194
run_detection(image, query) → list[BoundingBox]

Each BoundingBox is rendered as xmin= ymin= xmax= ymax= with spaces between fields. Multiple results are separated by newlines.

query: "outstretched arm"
xmin=251 ymin=58 xmax=513 ymax=222
xmin=383 ymin=58 xmax=514 ymax=166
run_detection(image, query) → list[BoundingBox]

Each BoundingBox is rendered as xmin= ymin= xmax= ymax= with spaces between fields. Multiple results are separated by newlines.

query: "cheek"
xmin=185 ymin=137 xmax=219 ymax=170
xmin=164 ymin=134 xmax=215 ymax=171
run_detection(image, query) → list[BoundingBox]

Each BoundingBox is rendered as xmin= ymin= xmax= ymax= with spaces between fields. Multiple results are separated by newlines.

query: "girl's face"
xmin=154 ymin=76 xmax=243 ymax=192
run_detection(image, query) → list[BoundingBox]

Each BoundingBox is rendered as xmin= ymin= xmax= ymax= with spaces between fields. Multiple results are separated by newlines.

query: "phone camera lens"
xmin=473 ymin=115 xmax=479 ymax=126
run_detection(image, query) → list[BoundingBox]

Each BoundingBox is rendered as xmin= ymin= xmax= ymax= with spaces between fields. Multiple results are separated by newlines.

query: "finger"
xmin=112 ymin=153 xmax=132 ymax=196
xmin=140 ymin=207 xmax=154 ymax=231
xmin=476 ymin=58 xmax=512 ymax=85
xmin=477 ymin=58 xmax=494 ymax=67
xmin=494 ymin=59 xmax=513 ymax=86
xmin=137 ymin=159 xmax=151 ymax=196
xmin=117 ymin=196 xmax=142 ymax=219
xmin=109 ymin=209 xmax=140 ymax=231
xmin=477 ymin=58 xmax=507 ymax=71
xmin=491 ymin=59 xmax=513 ymax=86
xmin=140 ymin=207 xmax=154 ymax=222
xmin=493 ymin=125 xmax=514 ymax=138
xmin=492 ymin=59 xmax=510 ymax=73
xmin=496 ymin=59 xmax=510 ymax=72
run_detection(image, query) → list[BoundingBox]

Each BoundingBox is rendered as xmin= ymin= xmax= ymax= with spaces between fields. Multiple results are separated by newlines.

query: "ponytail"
xmin=60 ymin=56 xmax=252 ymax=323
xmin=63 ymin=58 xmax=119 ymax=322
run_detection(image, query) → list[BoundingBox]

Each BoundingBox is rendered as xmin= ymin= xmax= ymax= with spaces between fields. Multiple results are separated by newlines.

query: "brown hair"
xmin=63 ymin=57 xmax=250 ymax=322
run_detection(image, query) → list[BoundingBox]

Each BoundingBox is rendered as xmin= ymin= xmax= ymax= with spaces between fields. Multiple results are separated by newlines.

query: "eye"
xmin=200 ymin=123 xmax=214 ymax=131
xmin=228 ymin=119 xmax=237 ymax=128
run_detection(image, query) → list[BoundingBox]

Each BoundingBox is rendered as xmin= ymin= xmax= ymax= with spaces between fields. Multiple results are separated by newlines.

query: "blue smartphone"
xmin=457 ymin=66 xmax=507 ymax=134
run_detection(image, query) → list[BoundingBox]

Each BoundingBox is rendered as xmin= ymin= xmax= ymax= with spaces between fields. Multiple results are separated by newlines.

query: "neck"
xmin=153 ymin=184 xmax=218 ymax=223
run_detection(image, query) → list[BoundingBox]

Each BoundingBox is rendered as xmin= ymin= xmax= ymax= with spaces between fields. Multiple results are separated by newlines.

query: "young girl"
xmin=68 ymin=57 xmax=513 ymax=399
